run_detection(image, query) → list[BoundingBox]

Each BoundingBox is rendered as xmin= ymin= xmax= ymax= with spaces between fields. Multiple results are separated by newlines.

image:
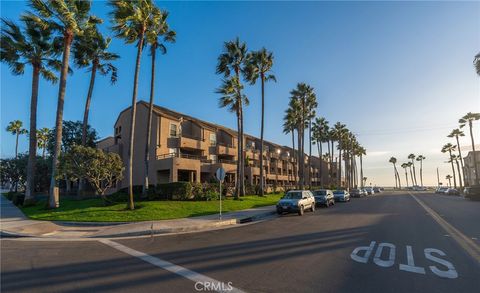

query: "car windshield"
xmin=283 ymin=192 xmax=302 ymax=199
xmin=333 ymin=190 xmax=345 ymax=195
xmin=314 ymin=190 xmax=327 ymax=196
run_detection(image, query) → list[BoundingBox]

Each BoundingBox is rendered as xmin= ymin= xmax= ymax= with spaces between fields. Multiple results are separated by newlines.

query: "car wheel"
xmin=277 ymin=210 xmax=282 ymax=215
xmin=298 ymin=205 xmax=304 ymax=216
xmin=311 ymin=203 xmax=315 ymax=212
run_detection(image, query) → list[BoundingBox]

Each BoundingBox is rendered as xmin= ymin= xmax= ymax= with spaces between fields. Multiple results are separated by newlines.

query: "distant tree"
xmin=401 ymin=163 xmax=409 ymax=187
xmin=441 ymin=143 xmax=457 ymax=189
xmin=283 ymin=108 xmax=299 ymax=187
xmin=388 ymin=157 xmax=401 ymax=189
xmin=36 ymin=127 xmax=51 ymax=158
xmin=474 ymin=52 xmax=480 ymax=76
xmin=6 ymin=120 xmax=28 ymax=158
xmin=416 ymin=155 xmax=426 ymax=187
xmin=407 ymin=153 xmax=418 ymax=186
xmin=47 ymin=120 xmax=98 ymax=155
xmin=58 ymin=146 xmax=124 ymax=204
xmin=459 ymin=112 xmax=480 ymax=185
xmin=445 ymin=175 xmax=452 ymax=187
xmin=0 ymin=155 xmax=28 ymax=192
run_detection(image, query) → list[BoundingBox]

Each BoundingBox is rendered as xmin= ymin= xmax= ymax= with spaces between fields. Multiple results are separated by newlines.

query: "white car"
xmin=276 ymin=190 xmax=316 ymax=216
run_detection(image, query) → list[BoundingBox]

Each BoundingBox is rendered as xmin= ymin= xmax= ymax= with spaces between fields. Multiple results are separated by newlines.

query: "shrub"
xmin=191 ymin=182 xmax=203 ymax=199
xmin=154 ymin=182 xmax=193 ymax=200
xmin=118 ymin=185 xmax=144 ymax=196
xmin=12 ymin=193 xmax=25 ymax=206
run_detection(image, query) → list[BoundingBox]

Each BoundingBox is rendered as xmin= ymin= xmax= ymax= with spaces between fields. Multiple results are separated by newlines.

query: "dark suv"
xmin=313 ymin=189 xmax=335 ymax=207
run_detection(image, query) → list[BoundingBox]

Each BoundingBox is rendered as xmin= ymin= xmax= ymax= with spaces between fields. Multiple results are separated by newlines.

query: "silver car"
xmin=277 ymin=190 xmax=316 ymax=216
xmin=313 ymin=189 xmax=335 ymax=207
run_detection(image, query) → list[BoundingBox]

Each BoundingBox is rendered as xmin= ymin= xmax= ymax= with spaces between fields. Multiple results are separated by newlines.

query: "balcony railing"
xmin=218 ymin=159 xmax=237 ymax=165
xmin=181 ymin=133 xmax=204 ymax=141
xmin=217 ymin=141 xmax=235 ymax=148
xmin=157 ymin=153 xmax=207 ymax=161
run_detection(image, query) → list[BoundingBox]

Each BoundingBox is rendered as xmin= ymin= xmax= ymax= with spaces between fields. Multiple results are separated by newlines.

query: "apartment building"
xmin=463 ymin=151 xmax=480 ymax=186
xmin=97 ymin=101 xmax=333 ymax=193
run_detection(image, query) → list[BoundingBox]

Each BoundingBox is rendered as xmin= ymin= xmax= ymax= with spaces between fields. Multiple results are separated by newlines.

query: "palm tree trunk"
xmin=24 ymin=66 xmax=40 ymax=204
xmin=456 ymin=159 xmax=463 ymax=189
xmin=455 ymin=136 xmax=466 ymax=187
xmin=259 ymin=74 xmax=265 ymax=196
xmin=49 ymin=31 xmax=74 ymax=209
xmin=143 ymin=46 xmax=157 ymax=197
xmin=15 ymin=133 xmax=19 ymax=159
xmin=327 ymin=141 xmax=331 ymax=181
xmin=449 ymin=150 xmax=457 ymax=189
xmin=234 ymin=109 xmax=241 ymax=199
xmin=297 ymin=126 xmax=303 ymax=189
xmin=395 ymin=164 xmax=401 ymax=188
xmin=404 ymin=169 xmax=409 ymax=187
xmin=420 ymin=159 xmax=424 ymax=187
xmin=308 ymin=118 xmax=312 ymax=187
xmin=78 ymin=61 xmax=98 ymax=197
xmin=42 ymin=147 xmax=45 ymax=159
xmin=360 ymin=155 xmax=364 ymax=188
xmin=409 ymin=167 xmax=414 ymax=187
xmin=318 ymin=141 xmax=322 ymax=186
xmin=292 ymin=130 xmax=297 ymax=188
xmin=468 ymin=121 xmax=479 ymax=185
xmin=127 ymin=31 xmax=146 ymax=210
xmin=338 ymin=146 xmax=342 ymax=187
xmin=412 ymin=160 xmax=418 ymax=186
xmin=392 ymin=165 xmax=397 ymax=188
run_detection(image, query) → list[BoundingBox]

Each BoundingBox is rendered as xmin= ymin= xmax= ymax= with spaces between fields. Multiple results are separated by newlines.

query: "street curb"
xmin=0 ymin=230 xmax=31 ymax=238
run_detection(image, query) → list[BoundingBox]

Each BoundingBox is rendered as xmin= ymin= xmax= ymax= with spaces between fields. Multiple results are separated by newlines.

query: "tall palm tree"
xmin=143 ymin=10 xmax=175 ymax=197
xmin=446 ymin=175 xmax=452 ymax=187
xmin=73 ymin=24 xmax=119 ymax=196
xmin=401 ymin=163 xmax=409 ymax=187
xmin=451 ymin=154 xmax=463 ymax=190
xmin=333 ymin=122 xmax=347 ymax=187
xmin=216 ymin=77 xmax=249 ymax=199
xmin=244 ymin=48 xmax=276 ymax=196
xmin=1 ymin=18 xmax=60 ymax=204
xmin=389 ymin=157 xmax=401 ymax=189
xmin=408 ymin=153 xmax=417 ymax=186
xmin=110 ymin=0 xmax=161 ymax=210
xmin=447 ymin=129 xmax=465 ymax=187
xmin=407 ymin=161 xmax=414 ymax=186
xmin=5 ymin=120 xmax=28 ymax=158
xmin=37 ymin=127 xmax=50 ymax=158
xmin=283 ymin=109 xmax=298 ymax=187
xmin=358 ymin=146 xmax=366 ymax=188
xmin=24 ymin=0 xmax=99 ymax=208
xmin=216 ymin=37 xmax=248 ymax=197
xmin=416 ymin=155 xmax=426 ymax=187
xmin=312 ymin=117 xmax=328 ymax=186
xmin=459 ymin=112 xmax=480 ymax=185
xmin=442 ymin=143 xmax=457 ymax=189
xmin=288 ymin=83 xmax=317 ymax=188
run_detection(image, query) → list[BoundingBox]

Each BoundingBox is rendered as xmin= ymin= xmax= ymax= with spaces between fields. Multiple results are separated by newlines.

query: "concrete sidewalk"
xmin=0 ymin=195 xmax=276 ymax=238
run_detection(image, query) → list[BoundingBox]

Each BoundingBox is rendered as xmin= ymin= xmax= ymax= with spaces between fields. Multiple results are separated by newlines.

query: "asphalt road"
xmin=2 ymin=191 xmax=480 ymax=293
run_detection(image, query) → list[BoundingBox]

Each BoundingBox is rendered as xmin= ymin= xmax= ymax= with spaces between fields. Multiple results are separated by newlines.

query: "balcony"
xmin=157 ymin=152 xmax=207 ymax=161
xmin=175 ymin=134 xmax=207 ymax=150
xmin=216 ymin=142 xmax=237 ymax=156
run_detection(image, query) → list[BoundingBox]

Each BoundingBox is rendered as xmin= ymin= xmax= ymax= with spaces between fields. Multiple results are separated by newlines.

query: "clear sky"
xmin=1 ymin=1 xmax=479 ymax=187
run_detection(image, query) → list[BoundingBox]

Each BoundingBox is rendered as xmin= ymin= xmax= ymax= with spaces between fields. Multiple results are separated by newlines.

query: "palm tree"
xmin=244 ymin=48 xmax=276 ymax=196
xmin=474 ymin=52 xmax=480 ymax=76
xmin=216 ymin=77 xmax=249 ymax=199
xmin=288 ymin=83 xmax=317 ymax=189
xmin=446 ymin=175 xmax=452 ymax=187
xmin=451 ymin=154 xmax=463 ymax=190
xmin=312 ymin=117 xmax=329 ymax=186
xmin=447 ymin=129 xmax=465 ymax=187
xmin=416 ymin=155 xmax=426 ymax=187
xmin=143 ymin=10 xmax=175 ymax=197
xmin=333 ymin=122 xmax=347 ymax=187
xmin=442 ymin=143 xmax=457 ymax=189
xmin=459 ymin=112 xmax=480 ymax=185
xmin=73 ymin=24 xmax=119 ymax=196
xmin=401 ymin=163 xmax=409 ymax=187
xmin=283 ymin=110 xmax=298 ymax=187
xmin=216 ymin=37 xmax=248 ymax=197
xmin=6 ymin=120 xmax=28 ymax=158
xmin=24 ymin=0 xmax=99 ymax=208
xmin=407 ymin=162 xmax=414 ymax=186
xmin=110 ymin=0 xmax=161 ymax=210
xmin=389 ymin=157 xmax=401 ymax=189
xmin=408 ymin=154 xmax=418 ymax=186
xmin=1 ymin=18 xmax=60 ymax=204
xmin=37 ymin=127 xmax=50 ymax=158
xmin=358 ymin=146 xmax=366 ymax=188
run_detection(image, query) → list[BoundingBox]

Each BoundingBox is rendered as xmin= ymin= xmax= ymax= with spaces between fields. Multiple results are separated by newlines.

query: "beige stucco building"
xmin=463 ymin=151 xmax=480 ymax=186
xmin=97 ymin=101 xmax=334 ymax=193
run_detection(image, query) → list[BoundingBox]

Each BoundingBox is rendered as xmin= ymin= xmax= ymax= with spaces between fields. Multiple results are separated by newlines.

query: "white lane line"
xmin=409 ymin=193 xmax=480 ymax=265
xmin=99 ymin=239 xmax=246 ymax=293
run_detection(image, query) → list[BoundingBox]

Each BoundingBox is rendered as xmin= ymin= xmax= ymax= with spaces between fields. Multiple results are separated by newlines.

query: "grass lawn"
xmin=20 ymin=194 xmax=283 ymax=222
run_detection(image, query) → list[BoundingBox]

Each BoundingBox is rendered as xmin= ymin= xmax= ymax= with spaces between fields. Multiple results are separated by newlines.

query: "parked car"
xmin=276 ymin=190 xmax=316 ymax=216
xmin=365 ymin=187 xmax=375 ymax=195
xmin=333 ymin=190 xmax=350 ymax=202
xmin=313 ymin=189 xmax=335 ymax=207
xmin=435 ymin=187 xmax=448 ymax=194
xmin=350 ymin=189 xmax=364 ymax=198
xmin=373 ymin=187 xmax=381 ymax=193
xmin=446 ymin=188 xmax=460 ymax=196
xmin=360 ymin=188 xmax=368 ymax=196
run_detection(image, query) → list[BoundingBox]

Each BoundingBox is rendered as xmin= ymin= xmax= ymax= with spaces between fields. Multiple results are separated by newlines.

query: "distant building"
xmin=97 ymin=101 xmax=337 ymax=194
xmin=463 ymin=151 xmax=480 ymax=186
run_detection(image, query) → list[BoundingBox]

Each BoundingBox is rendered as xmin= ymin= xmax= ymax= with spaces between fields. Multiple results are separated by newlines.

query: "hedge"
xmin=151 ymin=182 xmax=193 ymax=200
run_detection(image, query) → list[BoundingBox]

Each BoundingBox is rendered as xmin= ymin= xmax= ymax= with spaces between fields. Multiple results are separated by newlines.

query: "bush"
xmin=191 ymin=182 xmax=203 ymax=199
xmin=153 ymin=182 xmax=193 ymax=200
xmin=117 ymin=185 xmax=144 ymax=196
xmin=4 ymin=191 xmax=17 ymax=201
xmin=12 ymin=193 xmax=25 ymax=206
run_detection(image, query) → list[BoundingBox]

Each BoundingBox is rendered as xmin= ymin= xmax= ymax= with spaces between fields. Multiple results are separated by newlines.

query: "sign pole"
xmin=219 ymin=179 xmax=222 ymax=220
xmin=215 ymin=167 xmax=226 ymax=221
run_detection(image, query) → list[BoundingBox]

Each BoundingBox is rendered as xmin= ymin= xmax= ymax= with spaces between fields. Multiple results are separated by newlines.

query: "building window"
xmin=209 ymin=154 xmax=217 ymax=163
xmin=169 ymin=123 xmax=178 ymax=137
xmin=169 ymin=148 xmax=178 ymax=156
xmin=210 ymin=133 xmax=217 ymax=146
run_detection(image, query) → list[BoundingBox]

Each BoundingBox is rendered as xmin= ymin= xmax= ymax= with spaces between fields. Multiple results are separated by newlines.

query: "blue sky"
xmin=1 ymin=1 xmax=479 ymax=186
